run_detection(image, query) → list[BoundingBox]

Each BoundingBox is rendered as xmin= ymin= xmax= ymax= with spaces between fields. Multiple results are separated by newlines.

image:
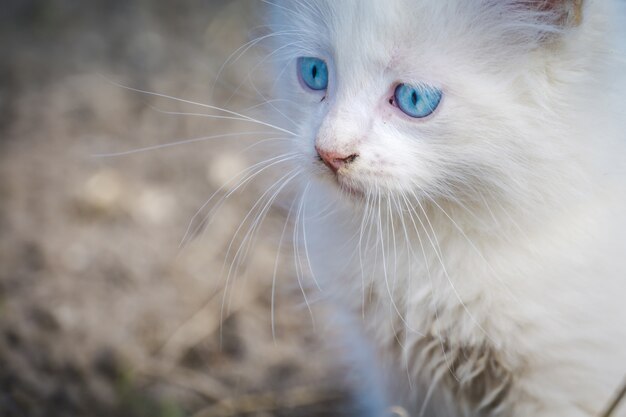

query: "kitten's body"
xmin=263 ymin=1 xmax=626 ymax=415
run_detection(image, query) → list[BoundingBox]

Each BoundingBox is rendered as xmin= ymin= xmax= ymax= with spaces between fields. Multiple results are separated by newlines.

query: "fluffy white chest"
xmin=304 ymin=195 xmax=626 ymax=416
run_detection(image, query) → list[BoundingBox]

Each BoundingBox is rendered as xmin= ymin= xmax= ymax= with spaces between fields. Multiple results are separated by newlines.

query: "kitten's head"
xmin=265 ymin=0 xmax=606 ymax=212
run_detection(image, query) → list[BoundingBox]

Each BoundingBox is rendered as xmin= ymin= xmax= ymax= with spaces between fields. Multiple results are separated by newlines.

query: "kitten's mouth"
xmin=316 ymin=155 xmax=364 ymax=197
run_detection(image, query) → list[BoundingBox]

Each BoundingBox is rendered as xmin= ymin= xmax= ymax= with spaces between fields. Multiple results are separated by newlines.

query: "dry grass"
xmin=0 ymin=1 xmax=364 ymax=416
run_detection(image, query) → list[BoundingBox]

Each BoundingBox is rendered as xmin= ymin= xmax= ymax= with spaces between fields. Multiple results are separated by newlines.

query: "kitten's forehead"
xmin=276 ymin=0 xmax=472 ymax=81
xmin=271 ymin=0 xmax=560 ymax=80
xmin=300 ymin=0 xmax=415 ymax=61
xmin=282 ymin=0 xmax=440 ymax=85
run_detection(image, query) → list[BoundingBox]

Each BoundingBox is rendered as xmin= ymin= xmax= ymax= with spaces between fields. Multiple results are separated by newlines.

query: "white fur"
xmin=262 ymin=0 xmax=626 ymax=415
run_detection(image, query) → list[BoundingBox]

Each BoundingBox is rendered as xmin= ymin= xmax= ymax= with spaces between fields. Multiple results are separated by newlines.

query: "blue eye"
xmin=394 ymin=83 xmax=442 ymax=118
xmin=298 ymin=57 xmax=328 ymax=91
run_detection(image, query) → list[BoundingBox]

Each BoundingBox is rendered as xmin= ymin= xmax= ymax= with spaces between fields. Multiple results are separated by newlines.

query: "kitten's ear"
xmin=531 ymin=0 xmax=584 ymax=27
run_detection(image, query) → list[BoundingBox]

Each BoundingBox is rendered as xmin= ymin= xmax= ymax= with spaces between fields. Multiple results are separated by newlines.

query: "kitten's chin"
xmin=317 ymin=171 xmax=366 ymax=199
xmin=338 ymin=181 xmax=364 ymax=198
xmin=335 ymin=175 xmax=374 ymax=200
xmin=321 ymin=169 xmax=411 ymax=201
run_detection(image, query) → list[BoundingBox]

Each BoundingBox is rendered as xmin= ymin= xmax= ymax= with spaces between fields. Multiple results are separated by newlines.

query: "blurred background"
xmin=0 ymin=1 xmax=361 ymax=416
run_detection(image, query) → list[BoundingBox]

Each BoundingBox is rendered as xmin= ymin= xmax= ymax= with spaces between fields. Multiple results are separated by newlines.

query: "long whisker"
xmin=243 ymin=97 xmax=297 ymax=114
xmin=214 ymin=166 xmax=300 ymax=271
xmin=390 ymin=194 xmax=417 ymax=391
xmin=417 ymin=184 xmax=521 ymax=305
xmin=398 ymin=192 xmax=459 ymax=384
xmin=271 ymin=197 xmax=299 ymax=342
xmin=240 ymin=137 xmax=292 ymax=153
xmin=92 ymin=131 xmax=276 ymax=158
xmin=376 ymin=192 xmax=424 ymax=337
xmin=293 ymin=181 xmax=317 ymax=330
xmin=100 ymin=76 xmax=297 ymax=135
xmin=357 ymin=191 xmax=374 ymax=318
xmin=301 ymin=182 xmax=322 ymax=291
xmin=407 ymin=188 xmax=495 ymax=344
xmin=145 ymin=107 xmax=284 ymax=126
xmin=219 ymin=169 xmax=301 ymax=344
xmin=386 ymin=196 xmax=399 ymax=292
xmin=224 ymin=169 xmax=302 ymax=315
xmin=179 ymin=152 xmax=299 ymax=248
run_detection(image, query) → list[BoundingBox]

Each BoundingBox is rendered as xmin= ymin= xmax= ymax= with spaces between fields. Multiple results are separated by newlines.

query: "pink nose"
xmin=315 ymin=146 xmax=359 ymax=173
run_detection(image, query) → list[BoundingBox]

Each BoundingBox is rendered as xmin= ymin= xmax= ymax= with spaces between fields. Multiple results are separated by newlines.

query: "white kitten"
xmin=261 ymin=1 xmax=626 ymax=415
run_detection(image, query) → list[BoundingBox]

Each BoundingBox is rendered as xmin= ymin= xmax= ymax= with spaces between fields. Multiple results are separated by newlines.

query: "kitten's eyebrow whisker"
xmin=269 ymin=56 xmax=295 ymax=97
xmin=259 ymin=0 xmax=294 ymax=16
xmin=210 ymin=29 xmax=303 ymax=100
xmin=248 ymin=79 xmax=298 ymax=129
xmin=223 ymin=39 xmax=306 ymax=108
xmin=100 ymin=77 xmax=297 ymax=136
xmin=261 ymin=0 xmax=323 ymax=22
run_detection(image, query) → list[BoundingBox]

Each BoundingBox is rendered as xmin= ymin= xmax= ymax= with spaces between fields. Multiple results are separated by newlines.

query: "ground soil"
xmin=0 ymin=2 xmax=363 ymax=416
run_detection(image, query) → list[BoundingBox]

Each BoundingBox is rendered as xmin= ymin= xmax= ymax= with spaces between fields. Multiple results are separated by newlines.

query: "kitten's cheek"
xmin=378 ymin=110 xmax=392 ymax=124
xmin=378 ymin=95 xmax=399 ymax=121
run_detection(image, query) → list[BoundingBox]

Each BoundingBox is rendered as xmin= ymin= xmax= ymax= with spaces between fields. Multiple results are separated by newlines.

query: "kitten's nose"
xmin=315 ymin=146 xmax=359 ymax=173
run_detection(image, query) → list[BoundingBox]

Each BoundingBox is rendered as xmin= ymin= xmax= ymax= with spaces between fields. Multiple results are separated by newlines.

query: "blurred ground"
xmin=0 ymin=2 xmax=361 ymax=416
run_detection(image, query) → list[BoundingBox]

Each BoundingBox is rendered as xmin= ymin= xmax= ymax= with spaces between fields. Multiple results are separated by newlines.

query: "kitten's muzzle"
xmin=315 ymin=145 xmax=359 ymax=174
